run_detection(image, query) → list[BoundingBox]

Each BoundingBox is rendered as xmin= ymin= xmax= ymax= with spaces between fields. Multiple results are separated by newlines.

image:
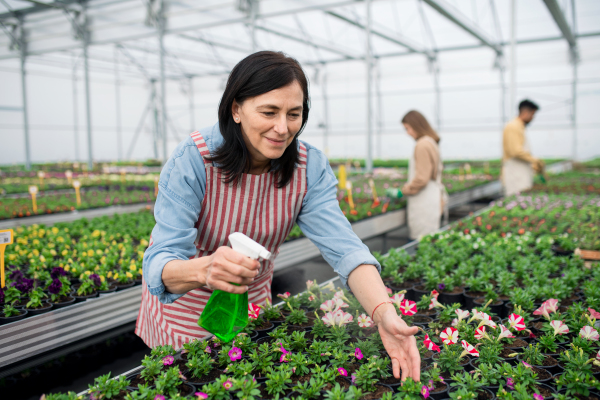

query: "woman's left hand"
xmin=375 ymin=305 xmax=421 ymax=381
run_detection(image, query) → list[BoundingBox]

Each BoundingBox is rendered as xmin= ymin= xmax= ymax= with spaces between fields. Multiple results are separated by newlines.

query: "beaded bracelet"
xmin=371 ymin=301 xmax=393 ymax=322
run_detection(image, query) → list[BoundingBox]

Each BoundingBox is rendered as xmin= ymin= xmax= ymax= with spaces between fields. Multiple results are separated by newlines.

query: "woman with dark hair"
xmin=136 ymin=51 xmax=420 ymax=382
xmin=400 ymin=110 xmax=448 ymax=239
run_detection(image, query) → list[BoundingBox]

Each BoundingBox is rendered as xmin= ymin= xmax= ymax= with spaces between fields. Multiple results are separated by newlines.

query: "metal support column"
xmin=375 ymin=60 xmax=383 ymax=158
xmin=72 ymin=53 xmax=80 ymax=161
xmin=570 ymin=0 xmax=578 ymax=161
xmin=429 ymin=57 xmax=441 ymax=130
xmin=151 ymin=81 xmax=160 ymax=160
xmin=158 ymin=0 xmax=168 ymax=163
xmin=82 ymin=4 xmax=94 ymax=171
xmin=188 ymin=76 xmax=195 ymax=132
xmin=509 ymin=0 xmax=516 ymax=114
xmin=365 ymin=0 xmax=373 ymax=172
xmin=18 ymin=19 xmax=31 ymax=170
xmin=251 ymin=0 xmax=257 ymax=51
xmin=321 ymin=68 xmax=330 ymax=157
xmin=114 ymin=46 xmax=123 ymax=161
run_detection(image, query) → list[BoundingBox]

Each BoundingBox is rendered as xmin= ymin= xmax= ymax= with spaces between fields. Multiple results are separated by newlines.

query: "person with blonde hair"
xmin=400 ymin=110 xmax=448 ymax=240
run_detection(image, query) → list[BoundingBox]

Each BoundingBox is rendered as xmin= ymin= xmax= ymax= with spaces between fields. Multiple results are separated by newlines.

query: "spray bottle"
xmin=198 ymin=232 xmax=271 ymax=342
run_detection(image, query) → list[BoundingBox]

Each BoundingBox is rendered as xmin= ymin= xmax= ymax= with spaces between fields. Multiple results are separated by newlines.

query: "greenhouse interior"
xmin=0 ymin=0 xmax=599 ymax=399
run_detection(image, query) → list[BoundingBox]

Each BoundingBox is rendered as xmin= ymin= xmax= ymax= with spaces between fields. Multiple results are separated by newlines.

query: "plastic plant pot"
xmin=25 ymin=302 xmax=53 ymax=316
xmin=0 ymin=309 xmax=28 ymax=325
xmin=50 ymin=296 xmax=76 ymax=309
xmin=71 ymin=290 xmax=99 ymax=303
xmin=473 ymin=297 xmax=504 ymax=318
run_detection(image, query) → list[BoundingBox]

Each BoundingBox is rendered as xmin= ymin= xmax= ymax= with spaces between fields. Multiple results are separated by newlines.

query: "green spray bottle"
xmin=198 ymin=232 xmax=272 ymax=343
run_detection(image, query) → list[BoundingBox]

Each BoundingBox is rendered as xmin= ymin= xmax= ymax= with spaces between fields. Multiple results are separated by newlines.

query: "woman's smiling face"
xmin=232 ymin=81 xmax=304 ymax=172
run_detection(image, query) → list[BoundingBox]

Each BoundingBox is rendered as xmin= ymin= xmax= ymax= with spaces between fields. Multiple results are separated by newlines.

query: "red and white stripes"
xmin=135 ymin=131 xmax=307 ymax=348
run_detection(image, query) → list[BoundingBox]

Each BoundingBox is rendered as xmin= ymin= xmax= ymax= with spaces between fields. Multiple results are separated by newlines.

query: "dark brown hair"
xmin=401 ymin=110 xmax=440 ymax=143
xmin=210 ymin=51 xmax=310 ymax=188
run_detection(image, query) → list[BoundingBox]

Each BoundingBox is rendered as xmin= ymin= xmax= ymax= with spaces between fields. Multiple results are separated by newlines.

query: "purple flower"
xmin=195 ymin=393 xmax=208 ymax=399
xmin=48 ymin=279 xmax=62 ymax=295
xmin=438 ymin=283 xmax=446 ymax=291
xmin=427 ymin=380 xmax=434 ymax=390
xmin=162 ymin=355 xmax=174 ymax=366
xmin=13 ymin=278 xmax=34 ymax=294
xmin=533 ymin=394 xmax=543 ymax=400
xmin=0 ymin=288 xmax=4 ymax=305
xmin=50 ymin=267 xmax=67 ymax=279
xmin=228 ymin=346 xmax=242 ymax=362
xmin=9 ymin=270 xmax=24 ymax=281
xmin=506 ymin=377 xmax=515 ymax=390
xmin=421 ymin=385 xmax=430 ymax=398
xmin=355 ymin=348 xmax=363 ymax=360
xmin=89 ymin=274 xmax=102 ymax=287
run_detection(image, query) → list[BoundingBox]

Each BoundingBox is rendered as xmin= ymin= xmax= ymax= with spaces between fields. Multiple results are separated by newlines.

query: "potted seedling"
xmin=47 ymin=278 xmax=75 ymax=308
xmin=262 ymin=366 xmax=294 ymax=398
xmin=87 ymin=373 xmax=130 ymax=399
xmin=72 ymin=275 xmax=99 ymax=302
xmin=153 ymin=367 xmax=193 ymax=397
xmin=25 ymin=287 xmax=52 ymax=315
xmin=450 ymin=371 xmax=492 ymax=400
xmin=0 ymin=304 xmax=28 ymax=324
xmin=185 ymin=352 xmax=221 ymax=386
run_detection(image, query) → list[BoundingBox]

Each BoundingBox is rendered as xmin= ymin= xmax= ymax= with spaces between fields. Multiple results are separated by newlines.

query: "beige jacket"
xmin=402 ymin=136 xmax=440 ymax=195
xmin=503 ymin=117 xmax=536 ymax=164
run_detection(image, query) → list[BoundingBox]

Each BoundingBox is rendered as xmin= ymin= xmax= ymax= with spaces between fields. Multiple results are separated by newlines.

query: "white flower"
xmin=357 ymin=313 xmax=374 ymax=328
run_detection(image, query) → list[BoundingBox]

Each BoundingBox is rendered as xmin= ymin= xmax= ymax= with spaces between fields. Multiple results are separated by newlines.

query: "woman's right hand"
xmin=200 ymin=246 xmax=260 ymax=294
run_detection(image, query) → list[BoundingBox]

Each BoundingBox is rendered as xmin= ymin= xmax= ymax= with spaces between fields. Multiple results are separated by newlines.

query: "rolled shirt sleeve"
xmin=142 ymin=136 xmax=206 ymax=304
xmin=296 ymin=143 xmax=381 ymax=289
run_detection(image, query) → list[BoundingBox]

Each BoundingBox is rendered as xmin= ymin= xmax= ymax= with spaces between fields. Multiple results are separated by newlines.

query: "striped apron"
xmin=135 ymin=131 xmax=308 ymax=348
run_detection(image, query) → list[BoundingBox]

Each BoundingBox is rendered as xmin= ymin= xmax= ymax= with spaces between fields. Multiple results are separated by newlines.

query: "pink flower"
xmin=399 ymin=299 xmax=417 ymax=316
xmin=440 ymin=327 xmax=459 ymax=345
xmin=204 ymin=345 xmax=211 ymax=353
xmin=162 ymin=355 xmax=174 ymax=366
xmin=498 ymin=325 xmax=516 ymax=340
xmin=320 ymin=299 xmax=340 ymax=313
xmin=427 ymin=380 xmax=434 ymax=390
xmin=423 ymin=334 xmax=441 ymax=353
xmin=550 ymin=320 xmax=569 ymax=336
xmin=223 ymin=379 xmax=233 ymax=389
xmin=332 ymin=290 xmax=345 ymax=300
xmin=589 ymin=308 xmax=600 ymax=319
xmin=455 ymin=309 xmax=470 ymax=322
xmin=533 ymin=394 xmax=544 ymax=400
xmin=529 ymin=331 xmax=537 ymax=339
xmin=338 ymin=367 xmax=348 ymax=376
xmin=474 ymin=326 xmax=487 ymax=340
xmin=248 ymin=303 xmax=261 ymax=320
xmin=508 ymin=313 xmax=526 ymax=331
xmin=355 ymin=348 xmax=364 ymax=360
xmin=277 ymin=292 xmax=290 ymax=299
xmin=451 ymin=318 xmax=459 ymax=327
xmin=429 ymin=296 xmax=443 ymax=310
xmin=461 ymin=340 xmax=479 ymax=357
xmin=306 ymin=280 xmax=315 ymax=290
xmin=386 ymin=287 xmax=393 ymax=296
xmin=334 ymin=309 xmax=354 ymax=326
xmin=430 ymin=289 xmax=440 ymax=299
xmin=279 ymin=342 xmax=291 ymax=363
xmin=390 ymin=293 xmax=405 ymax=307
xmin=357 ymin=313 xmax=374 ymax=328
xmin=579 ymin=326 xmax=599 ymax=341
xmin=321 ymin=311 xmax=337 ymax=326
xmin=195 ymin=394 xmax=208 ymax=399
xmin=178 ymin=369 xmax=187 ymax=380
xmin=533 ymin=299 xmax=559 ymax=321
xmin=506 ymin=377 xmax=515 ymax=390
xmin=351 ymin=374 xmax=357 ymax=385
xmin=522 ymin=361 xmax=532 ymax=368
xmin=421 ymin=385 xmax=430 ymax=398
xmin=308 ymin=295 xmax=315 ymax=301
xmin=597 ymin=350 xmax=600 ymax=361
xmin=228 ymin=347 xmax=242 ymax=362
xmin=154 ymin=396 xmax=165 ymax=400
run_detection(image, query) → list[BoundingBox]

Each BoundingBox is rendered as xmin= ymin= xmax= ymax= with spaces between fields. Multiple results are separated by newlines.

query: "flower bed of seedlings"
xmin=37 ymin=192 xmax=600 ymax=400
xmin=0 ymin=186 xmax=156 ymax=220
xmin=0 ymin=212 xmax=153 ymax=323
xmin=0 ymin=173 xmax=158 ymax=195
xmin=529 ymin=172 xmax=600 ymax=195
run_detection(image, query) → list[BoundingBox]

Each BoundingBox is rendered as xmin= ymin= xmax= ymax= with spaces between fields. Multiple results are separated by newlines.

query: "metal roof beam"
xmin=422 ymin=0 xmax=502 ymax=55
xmin=255 ymin=23 xmax=359 ymax=60
xmin=325 ymin=9 xmax=435 ymax=59
xmin=542 ymin=0 xmax=577 ymax=50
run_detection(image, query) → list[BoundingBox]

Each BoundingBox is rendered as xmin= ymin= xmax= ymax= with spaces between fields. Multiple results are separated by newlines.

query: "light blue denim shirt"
xmin=143 ymin=123 xmax=380 ymax=304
